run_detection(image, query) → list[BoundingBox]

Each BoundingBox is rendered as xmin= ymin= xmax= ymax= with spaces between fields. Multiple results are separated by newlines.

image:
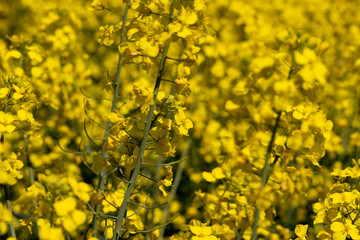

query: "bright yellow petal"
xmin=54 ymin=197 xmax=76 ymax=216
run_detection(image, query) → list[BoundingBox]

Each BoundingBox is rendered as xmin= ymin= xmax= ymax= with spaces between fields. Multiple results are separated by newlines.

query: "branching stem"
xmin=3 ymin=186 xmax=16 ymax=239
xmin=111 ymin=2 xmax=177 ymax=239
xmin=250 ymin=112 xmax=281 ymax=240
xmin=159 ymin=139 xmax=191 ymax=239
xmin=92 ymin=0 xmax=131 ymax=237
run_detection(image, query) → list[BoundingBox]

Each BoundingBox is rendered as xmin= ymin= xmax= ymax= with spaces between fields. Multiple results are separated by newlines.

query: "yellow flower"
xmin=174 ymin=108 xmax=193 ymax=136
xmin=0 ymin=203 xmax=11 ymax=236
xmin=202 ymin=167 xmax=225 ymax=182
xmin=91 ymin=153 xmax=112 ymax=174
xmin=0 ymin=112 xmax=16 ymax=133
xmin=151 ymin=118 xmax=175 ymax=157
xmin=102 ymin=188 xmax=125 ymax=213
xmin=68 ymin=177 xmax=92 ymax=202
xmin=202 ymin=171 xmax=216 ymax=182
xmin=158 ymin=166 xmax=173 ymax=197
xmin=121 ymin=154 xmax=136 ymax=171
xmin=89 ymin=0 xmax=105 ymax=11
xmin=38 ymin=219 xmax=64 ymax=240
xmin=17 ymin=109 xmax=34 ymax=122
xmin=54 ymin=197 xmax=77 ymax=216
xmin=98 ymin=25 xmax=115 ymax=46
xmin=154 ymin=135 xmax=176 ymax=157
xmin=194 ymin=0 xmax=207 ymax=11
xmin=5 ymin=50 xmax=22 ymax=60
xmin=175 ymin=77 xmax=191 ymax=96
xmin=330 ymin=191 xmax=359 ymax=205
xmin=0 ymin=88 xmax=9 ymax=98
xmin=249 ymin=56 xmax=275 ymax=74
xmin=168 ymin=7 xmax=198 ymax=39
xmin=295 ymin=48 xmax=328 ymax=87
xmin=131 ymin=84 xmax=155 ymax=113
xmin=331 ymin=219 xmax=360 ymax=240
xmin=54 ymin=197 xmax=87 ymax=233
xmin=295 ymin=224 xmax=308 ymax=240
xmin=188 ymin=220 xmax=219 ymax=240
xmin=0 ymin=152 xmax=24 ymax=185
xmin=103 ymin=136 xmax=121 ymax=152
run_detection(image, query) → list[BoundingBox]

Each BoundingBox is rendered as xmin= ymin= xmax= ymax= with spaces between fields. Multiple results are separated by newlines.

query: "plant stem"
xmin=111 ymin=3 xmax=177 ymax=239
xmin=250 ymin=112 xmax=281 ymax=240
xmin=24 ymin=130 xmax=40 ymax=237
xmin=92 ymin=0 xmax=131 ymax=237
xmin=7 ymin=200 xmax=16 ymax=239
xmin=147 ymin=42 xmax=185 ymax=229
xmin=159 ymin=139 xmax=191 ymax=240
xmin=3 ymin=185 xmax=16 ymax=239
xmin=24 ymin=131 xmax=35 ymax=186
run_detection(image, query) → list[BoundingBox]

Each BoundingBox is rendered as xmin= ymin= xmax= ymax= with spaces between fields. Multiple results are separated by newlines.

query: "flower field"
xmin=1 ymin=0 xmax=360 ymax=239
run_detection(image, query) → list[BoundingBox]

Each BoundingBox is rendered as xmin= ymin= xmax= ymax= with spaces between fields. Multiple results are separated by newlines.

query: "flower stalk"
xmin=159 ymin=139 xmax=191 ymax=239
xmin=92 ymin=0 xmax=131 ymax=237
xmin=2 ymin=185 xmax=16 ymax=239
xmin=250 ymin=112 xmax=281 ymax=240
xmin=111 ymin=2 xmax=177 ymax=239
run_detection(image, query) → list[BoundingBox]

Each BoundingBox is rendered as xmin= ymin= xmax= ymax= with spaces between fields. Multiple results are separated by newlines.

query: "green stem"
xmin=250 ymin=112 xmax=281 ymax=240
xmin=3 ymin=186 xmax=16 ymax=239
xmin=159 ymin=139 xmax=191 ymax=239
xmin=24 ymin=131 xmax=35 ymax=186
xmin=7 ymin=200 xmax=16 ymax=239
xmin=288 ymin=47 xmax=296 ymax=80
xmin=92 ymin=0 xmax=131 ymax=237
xmin=147 ymin=42 xmax=185 ymax=229
xmin=111 ymin=3 xmax=177 ymax=239
xmin=24 ymin=130 xmax=40 ymax=237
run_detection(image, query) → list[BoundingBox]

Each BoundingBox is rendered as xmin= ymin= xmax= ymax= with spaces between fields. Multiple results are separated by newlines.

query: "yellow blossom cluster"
xmin=1 ymin=0 xmax=360 ymax=239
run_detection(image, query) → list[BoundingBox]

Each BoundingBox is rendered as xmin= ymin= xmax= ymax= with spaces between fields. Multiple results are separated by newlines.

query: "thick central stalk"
xmin=92 ymin=0 xmax=131 ymax=236
xmin=111 ymin=2 xmax=176 ymax=239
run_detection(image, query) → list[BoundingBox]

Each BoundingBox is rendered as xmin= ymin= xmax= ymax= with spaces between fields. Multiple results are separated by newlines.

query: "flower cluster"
xmin=1 ymin=0 xmax=360 ymax=239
